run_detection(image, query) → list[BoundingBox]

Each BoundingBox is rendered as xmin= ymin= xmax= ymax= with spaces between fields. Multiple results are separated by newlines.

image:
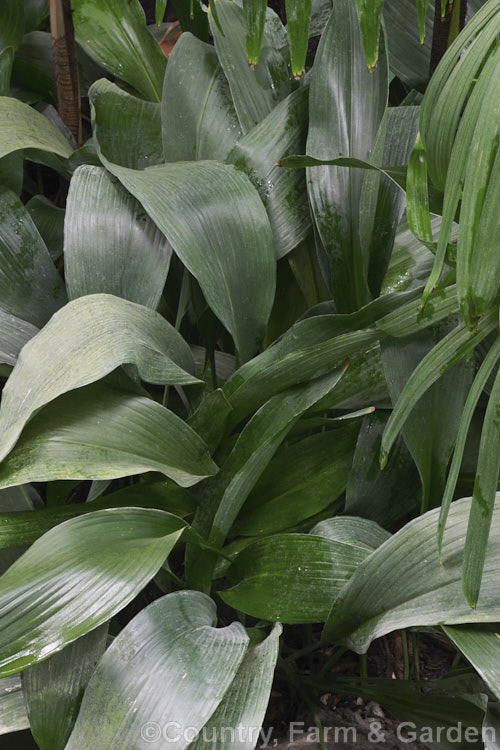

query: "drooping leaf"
xmin=0 ymin=508 xmax=187 ymax=676
xmin=96 ymin=157 xmax=276 ymax=363
xmin=0 ymin=96 xmax=73 ymax=159
xmin=209 ymin=0 xmax=290 ymax=133
xmin=0 ymin=187 xmax=66 ymax=327
xmin=89 ymin=78 xmax=163 ymax=168
xmin=0 ymin=382 xmax=217 ymax=490
xmin=311 ymin=515 xmax=391 ymax=549
xmin=22 ymin=626 xmax=108 ymax=750
xmin=222 ymin=527 xmax=378 ymax=623
xmin=233 ymin=425 xmax=359 ymax=536
xmin=323 ymin=493 xmax=500 ymax=652
xmin=64 ymin=165 xmax=172 ymax=309
xmin=188 ymin=623 xmax=282 ymax=750
xmin=65 ymin=591 xmax=249 ymax=750
xmin=443 ymin=624 xmax=500 ymax=702
xmin=0 ymin=294 xmax=199 ymax=462
xmin=405 ymin=132 xmax=433 ymax=246
xmin=383 ymin=0 xmax=433 ymax=90
xmin=306 ymin=0 xmax=388 ymax=310
xmin=227 ymin=85 xmax=311 ymax=258
xmin=353 ymin=0 xmax=385 ymax=70
xmin=71 ymin=0 xmax=167 ymax=101
xmin=162 ymin=32 xmax=242 ymax=163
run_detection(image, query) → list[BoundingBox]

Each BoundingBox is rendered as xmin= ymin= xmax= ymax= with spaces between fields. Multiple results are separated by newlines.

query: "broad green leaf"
xmin=65 ymin=165 xmax=172 ymax=309
xmin=65 ymin=591 xmax=249 ymax=750
xmin=354 ymin=0 xmax=385 ymax=70
xmin=188 ymin=623 xmax=281 ymax=750
xmin=306 ymin=0 xmax=388 ymax=310
xmin=209 ymin=0 xmax=290 ymax=134
xmin=0 ymin=675 xmax=29 ymax=734
xmin=322 ymin=493 xmax=500 ymax=652
xmin=383 ymin=0 xmax=432 ymax=90
xmin=71 ymin=0 xmax=166 ymax=101
xmin=438 ymin=334 xmax=500 ymax=553
xmin=233 ymin=425 xmax=359 ymax=536
xmin=381 ymin=323 xmax=473 ymax=512
xmin=380 ymin=309 xmax=498 ymax=468
xmin=0 ymin=187 xmax=66 ymax=326
xmin=242 ymin=0 xmax=267 ymax=66
xmin=462 ymin=364 xmax=500 ymax=606
xmin=23 ymin=626 xmax=108 ymax=750
xmin=0 ymin=382 xmax=217 ymax=489
xmin=0 ymin=481 xmax=195 ymax=551
xmin=162 ymin=32 xmax=242 ymax=163
xmin=26 ymin=195 xmax=65 ymax=261
xmin=443 ymin=625 xmax=500 ymax=702
xmin=286 ymin=0 xmax=313 ymax=78
xmin=360 ymin=106 xmax=420 ymax=298
xmin=97 ymin=158 xmax=276 ymax=363
xmin=311 ymin=515 xmax=391 ymax=549
xmin=0 ymin=508 xmax=187 ymax=675
xmin=222 ymin=530 xmax=375 ymax=623
xmin=227 ymin=85 xmax=311 ymax=258
xmin=88 ymin=79 xmax=163 ymax=168
xmin=0 ymin=151 xmax=23 ymax=195
xmin=0 ymin=311 xmax=38 ymax=367
xmin=0 ymin=96 xmax=73 ymax=159
xmin=0 ymin=294 xmax=199 ymax=462
xmin=345 ymin=411 xmax=421 ymax=529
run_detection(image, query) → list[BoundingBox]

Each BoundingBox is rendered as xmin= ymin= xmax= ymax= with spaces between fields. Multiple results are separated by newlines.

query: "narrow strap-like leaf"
xmin=286 ymin=0 xmax=313 ymax=78
xmin=242 ymin=0 xmax=267 ymax=66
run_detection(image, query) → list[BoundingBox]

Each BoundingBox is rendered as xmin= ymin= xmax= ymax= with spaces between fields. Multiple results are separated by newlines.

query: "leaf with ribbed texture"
xmin=242 ymin=0 xmax=267 ymax=66
xmin=0 ymin=0 xmax=24 ymax=94
xmin=188 ymin=623 xmax=281 ymax=750
xmin=376 ymin=284 xmax=459 ymax=338
xmin=228 ymin=85 xmax=311 ymax=258
xmin=0 ymin=382 xmax=217 ymax=489
xmin=311 ymin=516 xmax=391 ymax=549
xmin=381 ymin=323 xmax=473 ymax=513
xmin=0 ymin=675 xmax=29 ymax=734
xmin=71 ymin=0 xmax=166 ymax=101
xmin=23 ymin=626 xmax=108 ymax=750
xmin=383 ymin=0 xmax=432 ymax=90
xmin=462 ymin=364 xmax=500 ymax=606
xmin=286 ymin=0 xmax=312 ymax=78
xmin=0 ymin=508 xmax=188 ymax=676
xmin=306 ymin=0 xmax=387 ymax=311
xmin=26 ymin=195 xmax=65 ymax=261
xmin=234 ymin=425 xmax=359 ymax=536
xmin=97 ymin=158 xmax=276 ymax=363
xmin=354 ymin=0 xmax=385 ymax=70
xmin=221 ymin=529 xmax=376 ymax=624
xmin=322 ymin=494 xmax=500 ymax=652
xmin=380 ymin=309 xmax=498 ymax=468
xmin=162 ymin=32 xmax=242 ymax=163
xmin=0 ymin=311 xmax=38 ymax=367
xmin=404 ymin=132 xmax=433 ymax=247
xmin=443 ymin=625 xmax=500 ymax=702
xmin=88 ymin=79 xmax=163 ymax=168
xmin=380 ymin=217 xmax=436 ymax=295
xmin=0 ymin=481 xmax=195 ymax=551
xmin=360 ymin=106 xmax=420 ymax=298
xmin=0 ymin=97 xmax=73 ymax=159
xmin=0 ymin=294 xmax=199 ymax=462
xmin=65 ymin=591 xmax=249 ymax=750
xmin=65 ymin=166 xmax=172 ymax=309
xmin=208 ymin=0 xmax=290 ymax=134
xmin=0 ymin=187 xmax=66 ymax=327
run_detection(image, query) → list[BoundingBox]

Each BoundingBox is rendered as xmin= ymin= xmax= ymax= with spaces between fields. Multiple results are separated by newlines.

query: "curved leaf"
xmin=65 ymin=591 xmax=249 ymax=750
xmin=0 ymin=508 xmax=187 ymax=676
xmin=89 ymin=78 xmax=163 ymax=168
xmin=0 ymin=96 xmax=73 ymax=160
xmin=162 ymin=32 xmax=242 ymax=163
xmin=0 ymin=294 xmax=199 ymax=462
xmin=0 ymin=311 xmax=38 ymax=367
xmin=323 ymin=494 xmax=500 ymax=652
xmin=71 ymin=0 xmax=166 ymax=101
xmin=0 ymin=382 xmax=217 ymax=489
xmin=97 ymin=158 xmax=276 ymax=363
xmin=65 ymin=165 xmax=172 ymax=309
